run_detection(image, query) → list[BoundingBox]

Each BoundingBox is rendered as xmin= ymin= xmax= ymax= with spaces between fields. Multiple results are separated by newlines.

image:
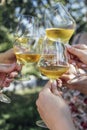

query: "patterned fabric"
xmin=63 ymin=89 xmax=87 ymax=130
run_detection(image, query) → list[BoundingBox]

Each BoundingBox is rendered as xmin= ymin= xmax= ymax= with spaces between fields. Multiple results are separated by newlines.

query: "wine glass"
xmin=0 ymin=64 xmax=12 ymax=103
xmin=13 ymin=15 xmax=41 ymax=81
xmin=36 ymin=38 xmax=69 ymax=128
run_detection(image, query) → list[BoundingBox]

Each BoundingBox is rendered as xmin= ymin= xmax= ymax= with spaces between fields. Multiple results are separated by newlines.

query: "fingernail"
xmin=81 ymin=64 xmax=87 ymax=67
xmin=66 ymin=44 xmax=71 ymax=48
xmin=72 ymin=62 xmax=76 ymax=66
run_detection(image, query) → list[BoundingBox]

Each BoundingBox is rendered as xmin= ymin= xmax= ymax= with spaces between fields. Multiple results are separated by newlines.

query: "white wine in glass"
xmin=14 ymin=36 xmax=41 ymax=80
xmin=46 ymin=28 xmax=74 ymax=43
xmin=13 ymin=15 xmax=41 ymax=80
xmin=45 ymin=2 xmax=76 ymax=43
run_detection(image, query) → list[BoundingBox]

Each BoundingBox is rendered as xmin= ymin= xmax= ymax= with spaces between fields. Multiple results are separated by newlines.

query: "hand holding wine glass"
xmin=0 ymin=47 xmax=21 ymax=103
xmin=36 ymin=81 xmax=76 ymax=130
xmin=0 ymin=62 xmax=20 ymax=103
xmin=66 ymin=44 xmax=87 ymax=83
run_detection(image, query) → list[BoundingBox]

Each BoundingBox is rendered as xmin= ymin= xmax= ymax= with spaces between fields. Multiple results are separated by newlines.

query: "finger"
xmin=67 ymin=46 xmax=83 ymax=58
xmin=68 ymin=58 xmax=77 ymax=66
xmin=0 ymin=73 xmax=6 ymax=87
xmin=2 ymin=81 xmax=10 ymax=87
xmin=51 ymin=81 xmax=62 ymax=96
xmin=73 ymin=44 xmax=87 ymax=50
xmin=15 ymin=64 xmax=22 ymax=71
xmin=69 ymin=64 xmax=77 ymax=74
xmin=56 ymin=79 xmax=62 ymax=87
xmin=61 ymin=73 xmax=75 ymax=82
xmin=2 ymin=75 xmax=14 ymax=87
xmin=9 ymin=71 xmax=18 ymax=78
xmin=75 ymin=62 xmax=87 ymax=69
xmin=5 ymin=77 xmax=13 ymax=83
xmin=2 ymin=77 xmax=13 ymax=87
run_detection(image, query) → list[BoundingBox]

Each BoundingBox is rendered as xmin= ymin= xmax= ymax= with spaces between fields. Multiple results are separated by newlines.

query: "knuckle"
xmin=38 ymin=91 xmax=45 ymax=99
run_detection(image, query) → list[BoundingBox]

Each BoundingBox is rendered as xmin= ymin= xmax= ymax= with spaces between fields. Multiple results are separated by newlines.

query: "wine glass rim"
xmin=50 ymin=2 xmax=76 ymax=28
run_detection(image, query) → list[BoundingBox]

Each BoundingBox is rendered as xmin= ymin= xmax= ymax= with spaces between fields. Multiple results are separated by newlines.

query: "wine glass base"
xmin=67 ymin=75 xmax=87 ymax=84
xmin=0 ymin=93 xmax=11 ymax=103
xmin=36 ymin=120 xmax=48 ymax=128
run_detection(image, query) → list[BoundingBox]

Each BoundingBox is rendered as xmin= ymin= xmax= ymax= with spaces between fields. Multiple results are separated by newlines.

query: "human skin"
xmin=0 ymin=48 xmax=16 ymax=64
xmin=59 ymin=44 xmax=87 ymax=95
xmin=0 ymin=49 xmax=21 ymax=87
xmin=60 ymin=72 xmax=87 ymax=95
xmin=67 ymin=44 xmax=87 ymax=67
xmin=0 ymin=63 xmax=21 ymax=87
xmin=36 ymin=81 xmax=76 ymax=130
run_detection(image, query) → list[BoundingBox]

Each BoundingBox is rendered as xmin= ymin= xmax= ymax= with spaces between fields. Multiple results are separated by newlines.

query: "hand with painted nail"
xmin=56 ymin=64 xmax=87 ymax=95
xmin=36 ymin=81 xmax=76 ymax=130
xmin=0 ymin=63 xmax=21 ymax=88
xmin=67 ymin=44 xmax=87 ymax=69
xmin=0 ymin=48 xmax=22 ymax=87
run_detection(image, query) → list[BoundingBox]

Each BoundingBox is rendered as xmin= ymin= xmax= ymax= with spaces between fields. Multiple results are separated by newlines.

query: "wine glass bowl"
xmin=13 ymin=36 xmax=41 ymax=80
xmin=45 ymin=2 xmax=76 ymax=43
xmin=15 ymin=15 xmax=35 ymax=38
xmin=38 ymin=38 xmax=69 ymax=81
xmin=13 ymin=15 xmax=41 ymax=81
xmin=14 ymin=37 xmax=41 ymax=64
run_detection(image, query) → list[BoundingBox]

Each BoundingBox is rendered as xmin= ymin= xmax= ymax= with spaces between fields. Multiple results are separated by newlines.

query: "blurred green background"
xmin=0 ymin=0 xmax=87 ymax=130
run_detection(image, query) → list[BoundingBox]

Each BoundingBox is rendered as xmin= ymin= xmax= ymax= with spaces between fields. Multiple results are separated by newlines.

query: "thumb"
xmin=73 ymin=44 xmax=87 ymax=50
xmin=67 ymin=46 xmax=82 ymax=58
xmin=51 ymin=81 xmax=61 ymax=96
xmin=0 ymin=63 xmax=16 ymax=73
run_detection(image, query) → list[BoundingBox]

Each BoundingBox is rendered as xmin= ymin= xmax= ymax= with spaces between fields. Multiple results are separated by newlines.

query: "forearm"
xmin=53 ymin=119 xmax=77 ymax=130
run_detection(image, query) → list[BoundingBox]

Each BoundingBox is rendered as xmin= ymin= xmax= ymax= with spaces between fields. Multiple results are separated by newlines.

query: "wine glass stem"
xmin=0 ymin=87 xmax=11 ymax=103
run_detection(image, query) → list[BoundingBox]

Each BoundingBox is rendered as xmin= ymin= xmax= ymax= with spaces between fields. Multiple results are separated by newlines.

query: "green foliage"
xmin=0 ymin=89 xmax=43 ymax=130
